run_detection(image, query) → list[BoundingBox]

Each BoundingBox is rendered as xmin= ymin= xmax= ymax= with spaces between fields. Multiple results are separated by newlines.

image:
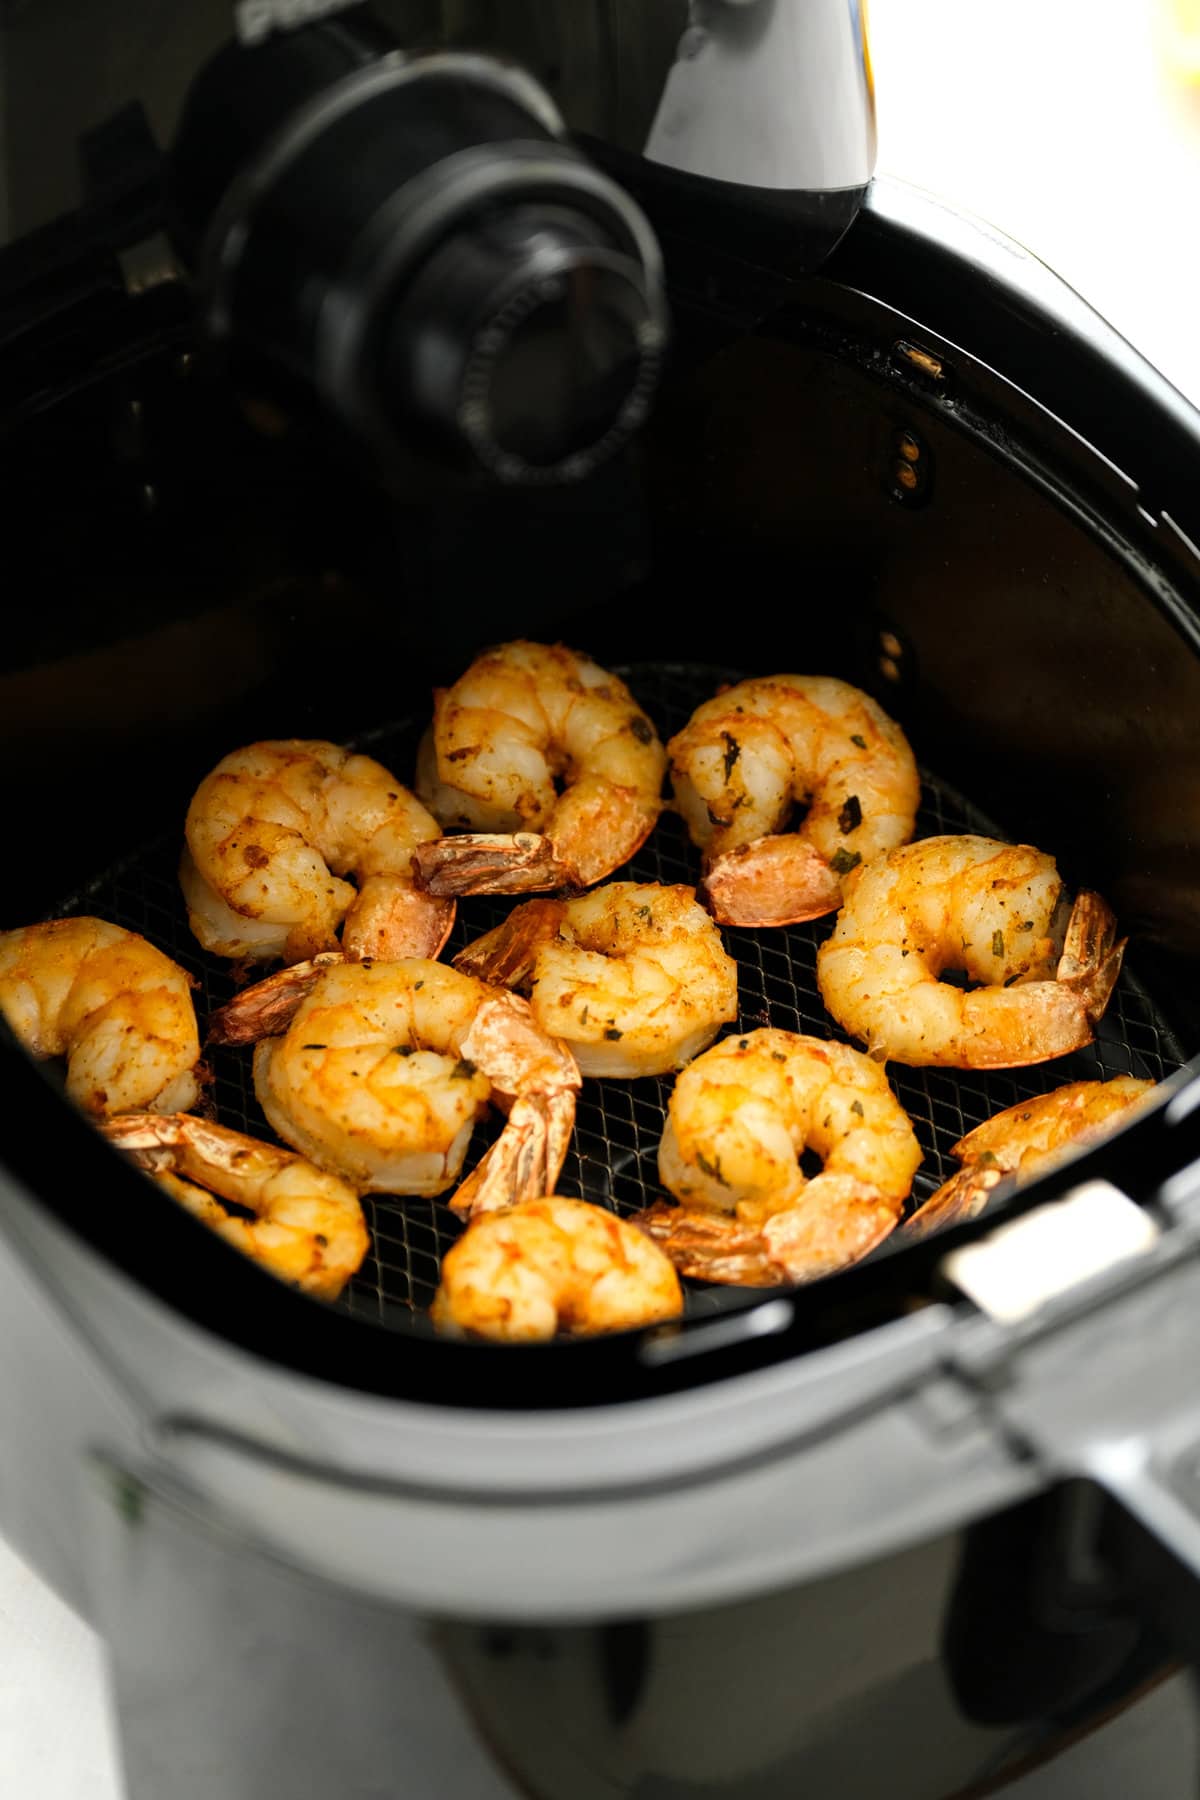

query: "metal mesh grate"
xmin=61 ymin=663 xmax=1188 ymax=1330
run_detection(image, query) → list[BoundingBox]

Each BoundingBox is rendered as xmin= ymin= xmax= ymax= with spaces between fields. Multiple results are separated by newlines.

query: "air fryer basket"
xmin=4 ymin=175 xmax=1200 ymax=1405
xmin=58 ymin=662 xmax=1186 ymax=1330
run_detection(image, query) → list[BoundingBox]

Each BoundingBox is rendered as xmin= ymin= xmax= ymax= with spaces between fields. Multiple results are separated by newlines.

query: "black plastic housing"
xmin=169 ymin=19 xmax=667 ymax=482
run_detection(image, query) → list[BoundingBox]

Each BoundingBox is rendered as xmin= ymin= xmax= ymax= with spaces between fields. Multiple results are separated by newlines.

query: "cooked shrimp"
xmin=454 ymin=882 xmax=739 ymax=1078
xmin=668 ymin=676 xmax=920 ymax=927
xmin=906 ymin=1077 xmax=1157 ymax=1240
xmin=209 ymin=956 xmax=580 ymax=1216
xmin=104 ymin=1112 xmax=369 ymax=1300
xmin=431 ymin=1196 xmax=683 ymax=1342
xmin=411 ymin=642 xmax=666 ymax=896
xmin=817 ymin=836 xmax=1125 ymax=1069
xmin=182 ymin=739 xmax=455 ymax=966
xmin=634 ymin=1029 xmax=921 ymax=1285
xmin=0 ymin=918 xmax=202 ymax=1117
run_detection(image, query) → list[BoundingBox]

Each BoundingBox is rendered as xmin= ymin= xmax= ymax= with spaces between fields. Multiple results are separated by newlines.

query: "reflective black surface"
xmin=86 ymin=1452 xmax=1173 ymax=1800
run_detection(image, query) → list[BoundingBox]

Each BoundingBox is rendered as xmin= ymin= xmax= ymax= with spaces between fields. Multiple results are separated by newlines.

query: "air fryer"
xmin=4 ymin=6 xmax=1200 ymax=1800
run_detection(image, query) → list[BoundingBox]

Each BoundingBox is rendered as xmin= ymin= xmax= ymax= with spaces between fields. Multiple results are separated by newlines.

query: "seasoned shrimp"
xmin=0 ymin=918 xmax=202 ymax=1117
xmin=182 ymin=739 xmax=455 ymax=966
xmin=906 ymin=1077 xmax=1157 ymax=1240
xmin=817 ymin=836 xmax=1125 ymax=1069
xmin=454 ymin=882 xmax=739 ymax=1078
xmin=668 ymin=676 xmax=920 ymax=927
xmin=411 ymin=642 xmax=666 ymax=896
xmin=209 ymin=957 xmax=580 ymax=1215
xmin=635 ymin=1029 xmax=921 ymax=1285
xmin=104 ymin=1113 xmax=369 ymax=1300
xmin=432 ymin=1196 xmax=683 ymax=1342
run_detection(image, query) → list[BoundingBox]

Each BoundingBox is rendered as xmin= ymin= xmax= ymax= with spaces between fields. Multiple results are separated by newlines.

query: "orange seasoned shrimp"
xmin=454 ymin=882 xmax=738 ymax=1078
xmin=104 ymin=1113 xmax=369 ymax=1300
xmin=411 ymin=642 xmax=666 ymax=896
xmin=817 ymin=836 xmax=1125 ymax=1069
xmin=634 ymin=1029 xmax=921 ymax=1285
xmin=906 ymin=1077 xmax=1157 ymax=1240
xmin=209 ymin=957 xmax=580 ymax=1216
xmin=668 ymin=676 xmax=920 ymax=927
xmin=182 ymin=739 xmax=455 ymax=966
xmin=0 ymin=918 xmax=202 ymax=1117
xmin=432 ymin=1196 xmax=683 ymax=1342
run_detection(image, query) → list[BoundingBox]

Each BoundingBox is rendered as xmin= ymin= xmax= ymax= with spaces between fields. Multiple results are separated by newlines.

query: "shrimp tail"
xmin=450 ymin=1090 xmax=577 ymax=1219
xmin=637 ymin=1175 xmax=901 ymax=1286
xmin=412 ymin=833 xmax=576 ymax=898
xmin=701 ymin=835 xmax=844 ymax=928
xmin=104 ymin=1111 xmax=368 ymax=1301
xmin=103 ymin=1110 xmax=249 ymax=1182
xmin=760 ymin=1175 xmax=901 ymax=1280
xmin=102 ymin=1109 xmax=194 ymax=1165
xmin=1056 ymin=890 xmax=1127 ymax=1024
xmin=208 ymin=953 xmax=345 ymax=1046
xmin=904 ymin=1164 xmax=1007 ymax=1241
xmin=103 ymin=1110 xmax=270 ymax=1180
xmin=341 ymin=877 xmax=456 ymax=963
xmin=453 ymin=899 xmax=565 ymax=987
xmin=632 ymin=1201 xmax=789 ymax=1287
xmin=542 ymin=1087 xmax=577 ymax=1196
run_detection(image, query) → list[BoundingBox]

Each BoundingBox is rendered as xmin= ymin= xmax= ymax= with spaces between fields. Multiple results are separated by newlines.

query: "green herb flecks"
xmin=695 ymin=1150 xmax=729 ymax=1187
xmin=838 ymin=795 xmax=863 ymax=835
xmin=992 ymin=929 xmax=1005 ymax=958
xmin=830 ymin=848 xmax=861 ymax=878
xmin=721 ymin=732 xmax=741 ymax=780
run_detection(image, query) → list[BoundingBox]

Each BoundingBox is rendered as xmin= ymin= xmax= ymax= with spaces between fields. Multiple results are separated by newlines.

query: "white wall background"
xmin=871 ymin=0 xmax=1200 ymax=402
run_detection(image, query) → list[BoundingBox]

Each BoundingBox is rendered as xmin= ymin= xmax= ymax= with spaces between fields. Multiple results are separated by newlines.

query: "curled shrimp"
xmin=454 ymin=882 xmax=739 ymax=1079
xmin=906 ymin=1077 xmax=1157 ymax=1240
xmin=0 ymin=918 xmax=202 ymax=1117
xmin=668 ymin=676 xmax=920 ymax=927
xmin=817 ymin=835 xmax=1126 ymax=1069
xmin=432 ymin=1196 xmax=683 ymax=1342
xmin=411 ymin=642 xmax=666 ymax=897
xmin=634 ymin=1029 xmax=921 ymax=1285
xmin=209 ymin=956 xmax=580 ymax=1217
xmin=182 ymin=739 xmax=455 ymax=967
xmin=104 ymin=1112 xmax=369 ymax=1300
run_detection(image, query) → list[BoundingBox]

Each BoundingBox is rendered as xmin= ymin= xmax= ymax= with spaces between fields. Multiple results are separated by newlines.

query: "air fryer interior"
xmin=4 ymin=187 xmax=1200 ymax=1393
